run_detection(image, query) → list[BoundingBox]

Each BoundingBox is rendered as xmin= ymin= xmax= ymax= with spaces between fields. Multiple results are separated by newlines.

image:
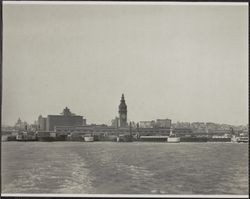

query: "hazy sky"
xmin=2 ymin=2 xmax=248 ymax=126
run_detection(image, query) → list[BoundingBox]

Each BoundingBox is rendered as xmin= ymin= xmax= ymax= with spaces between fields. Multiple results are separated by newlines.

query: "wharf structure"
xmin=32 ymin=94 xmax=233 ymax=141
xmin=4 ymin=94 xmax=243 ymax=142
xmin=53 ymin=94 xmax=172 ymax=141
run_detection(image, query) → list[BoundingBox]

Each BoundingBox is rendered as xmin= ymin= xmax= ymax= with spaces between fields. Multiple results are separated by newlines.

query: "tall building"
xmin=38 ymin=115 xmax=47 ymax=131
xmin=111 ymin=117 xmax=119 ymax=128
xmin=46 ymin=107 xmax=86 ymax=131
xmin=119 ymin=94 xmax=127 ymax=127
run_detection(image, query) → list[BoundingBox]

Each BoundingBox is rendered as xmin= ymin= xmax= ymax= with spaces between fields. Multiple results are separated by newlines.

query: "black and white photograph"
xmin=1 ymin=1 xmax=248 ymax=198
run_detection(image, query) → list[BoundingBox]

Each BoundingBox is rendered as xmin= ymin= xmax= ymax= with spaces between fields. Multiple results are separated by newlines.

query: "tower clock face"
xmin=121 ymin=114 xmax=126 ymax=119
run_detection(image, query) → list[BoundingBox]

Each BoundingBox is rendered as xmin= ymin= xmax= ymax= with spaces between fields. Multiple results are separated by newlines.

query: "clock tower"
xmin=119 ymin=94 xmax=127 ymax=127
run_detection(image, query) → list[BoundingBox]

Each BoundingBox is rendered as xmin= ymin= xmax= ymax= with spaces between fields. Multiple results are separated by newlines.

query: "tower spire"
xmin=119 ymin=93 xmax=127 ymax=127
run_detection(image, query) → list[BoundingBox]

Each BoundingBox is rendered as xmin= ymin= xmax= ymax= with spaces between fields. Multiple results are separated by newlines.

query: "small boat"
xmin=16 ymin=133 xmax=37 ymax=141
xmin=237 ymin=137 xmax=249 ymax=143
xmin=84 ymin=136 xmax=94 ymax=142
xmin=167 ymin=137 xmax=180 ymax=143
xmin=117 ymin=134 xmax=133 ymax=142
xmin=231 ymin=136 xmax=248 ymax=143
xmin=167 ymin=128 xmax=180 ymax=143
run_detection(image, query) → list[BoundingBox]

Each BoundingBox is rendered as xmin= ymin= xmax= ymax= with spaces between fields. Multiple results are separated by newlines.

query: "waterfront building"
xmin=35 ymin=95 xmax=172 ymax=140
xmin=139 ymin=119 xmax=171 ymax=129
xmin=119 ymin=94 xmax=127 ymax=127
xmin=139 ymin=121 xmax=155 ymax=128
xmin=111 ymin=117 xmax=119 ymax=128
xmin=207 ymin=129 xmax=231 ymax=135
xmin=55 ymin=125 xmax=125 ymax=136
xmin=172 ymin=128 xmax=193 ymax=137
xmin=46 ymin=107 xmax=86 ymax=131
xmin=206 ymin=122 xmax=219 ymax=130
xmin=173 ymin=122 xmax=191 ymax=128
xmin=155 ymin=119 xmax=171 ymax=128
xmin=54 ymin=124 xmax=172 ymax=138
xmin=138 ymin=127 xmax=170 ymax=136
xmin=53 ymin=95 xmax=171 ymax=139
xmin=38 ymin=115 xmax=47 ymax=131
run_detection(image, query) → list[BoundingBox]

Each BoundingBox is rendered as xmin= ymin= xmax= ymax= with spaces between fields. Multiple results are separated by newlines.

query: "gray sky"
xmin=2 ymin=3 xmax=248 ymax=126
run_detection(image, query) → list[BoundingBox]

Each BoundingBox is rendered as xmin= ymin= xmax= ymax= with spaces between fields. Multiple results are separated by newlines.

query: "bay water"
xmin=1 ymin=142 xmax=248 ymax=194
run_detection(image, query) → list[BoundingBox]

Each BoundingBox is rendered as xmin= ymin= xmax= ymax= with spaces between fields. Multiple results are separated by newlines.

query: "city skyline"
xmin=2 ymin=3 xmax=248 ymax=126
xmin=3 ymin=95 xmax=248 ymax=127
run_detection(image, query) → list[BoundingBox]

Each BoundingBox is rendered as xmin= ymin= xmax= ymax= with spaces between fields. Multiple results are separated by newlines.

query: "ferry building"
xmin=36 ymin=94 xmax=172 ymax=141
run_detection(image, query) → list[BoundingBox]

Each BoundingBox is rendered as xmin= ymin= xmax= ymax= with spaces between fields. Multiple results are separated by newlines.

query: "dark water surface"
xmin=1 ymin=142 xmax=248 ymax=194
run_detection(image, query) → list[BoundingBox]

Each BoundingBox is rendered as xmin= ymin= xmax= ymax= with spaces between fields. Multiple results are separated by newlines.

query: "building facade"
xmin=119 ymin=94 xmax=127 ymax=127
xmin=37 ymin=95 xmax=174 ymax=139
xmin=45 ymin=107 xmax=86 ymax=131
xmin=155 ymin=119 xmax=171 ymax=128
xmin=139 ymin=121 xmax=155 ymax=128
xmin=49 ymin=95 xmax=174 ymax=140
xmin=111 ymin=117 xmax=119 ymax=128
xmin=139 ymin=119 xmax=171 ymax=128
xmin=54 ymin=125 xmax=171 ymax=137
xmin=38 ymin=115 xmax=47 ymax=131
